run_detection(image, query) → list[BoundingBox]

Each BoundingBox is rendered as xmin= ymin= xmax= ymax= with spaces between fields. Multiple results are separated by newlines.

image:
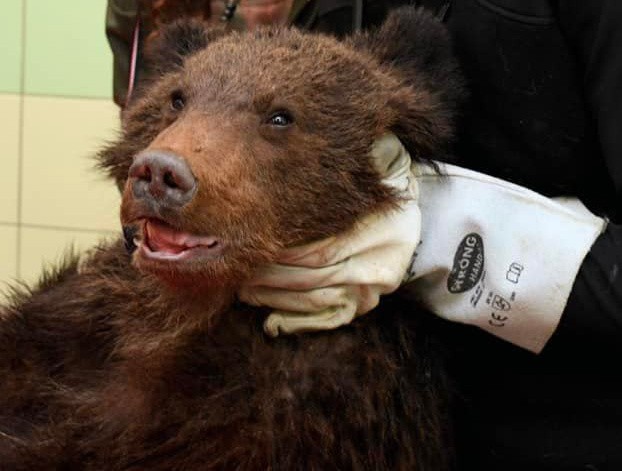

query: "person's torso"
xmin=300 ymin=2 xmax=622 ymax=469
xmin=297 ymin=0 xmax=618 ymax=220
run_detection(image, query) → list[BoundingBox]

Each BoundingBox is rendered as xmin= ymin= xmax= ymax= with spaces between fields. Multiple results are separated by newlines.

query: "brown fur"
xmin=1 ymin=7 xmax=464 ymax=470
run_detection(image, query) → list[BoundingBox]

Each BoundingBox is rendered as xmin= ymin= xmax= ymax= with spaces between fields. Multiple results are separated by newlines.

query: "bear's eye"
xmin=170 ymin=91 xmax=185 ymax=111
xmin=267 ymin=111 xmax=294 ymax=127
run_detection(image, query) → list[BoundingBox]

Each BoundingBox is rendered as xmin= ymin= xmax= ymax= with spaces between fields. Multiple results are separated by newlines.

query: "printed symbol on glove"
xmin=470 ymin=283 xmax=485 ymax=307
xmin=506 ymin=262 xmax=524 ymax=284
xmin=447 ymin=233 xmax=484 ymax=293
xmin=489 ymin=312 xmax=508 ymax=327
xmin=492 ymin=294 xmax=511 ymax=312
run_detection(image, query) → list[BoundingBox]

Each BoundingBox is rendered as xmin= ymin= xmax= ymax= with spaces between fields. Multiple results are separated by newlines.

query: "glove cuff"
xmin=407 ymin=162 xmax=606 ymax=353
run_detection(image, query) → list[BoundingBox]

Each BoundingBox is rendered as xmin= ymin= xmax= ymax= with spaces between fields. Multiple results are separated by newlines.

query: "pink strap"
xmin=126 ymin=16 xmax=141 ymax=107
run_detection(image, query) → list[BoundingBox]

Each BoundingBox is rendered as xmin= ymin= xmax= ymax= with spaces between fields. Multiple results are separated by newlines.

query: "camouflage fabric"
xmin=106 ymin=0 xmax=141 ymax=106
xmin=106 ymin=0 xmax=313 ymax=107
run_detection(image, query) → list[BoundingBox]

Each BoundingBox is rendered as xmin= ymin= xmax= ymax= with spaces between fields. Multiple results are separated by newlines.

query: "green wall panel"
xmin=24 ymin=0 xmax=113 ymax=99
xmin=0 ymin=0 xmax=23 ymax=93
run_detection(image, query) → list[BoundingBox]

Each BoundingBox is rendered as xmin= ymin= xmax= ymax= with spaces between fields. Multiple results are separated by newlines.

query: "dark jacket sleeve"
xmin=106 ymin=0 xmax=140 ymax=107
xmin=548 ymin=0 xmax=622 ymax=349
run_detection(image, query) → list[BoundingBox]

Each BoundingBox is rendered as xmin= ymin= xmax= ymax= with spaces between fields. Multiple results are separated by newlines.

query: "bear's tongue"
xmin=145 ymin=219 xmax=217 ymax=255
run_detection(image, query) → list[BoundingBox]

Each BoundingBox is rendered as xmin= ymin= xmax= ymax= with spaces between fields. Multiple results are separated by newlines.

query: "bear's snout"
xmin=129 ymin=150 xmax=197 ymax=209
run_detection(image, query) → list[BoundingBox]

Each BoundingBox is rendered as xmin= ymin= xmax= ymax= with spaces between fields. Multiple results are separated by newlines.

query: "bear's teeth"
xmin=144 ymin=219 xmax=220 ymax=254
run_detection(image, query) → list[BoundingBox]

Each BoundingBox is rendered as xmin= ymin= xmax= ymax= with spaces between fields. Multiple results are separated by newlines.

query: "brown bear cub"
xmin=0 ymin=7 xmax=463 ymax=470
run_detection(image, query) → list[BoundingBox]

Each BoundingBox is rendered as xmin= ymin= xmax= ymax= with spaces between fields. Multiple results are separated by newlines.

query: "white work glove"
xmin=241 ymin=133 xmax=607 ymax=354
xmin=238 ymin=134 xmax=421 ymax=336
xmin=407 ymin=162 xmax=606 ymax=353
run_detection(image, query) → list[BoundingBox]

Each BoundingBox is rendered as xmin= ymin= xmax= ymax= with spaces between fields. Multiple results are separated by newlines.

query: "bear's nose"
xmin=129 ymin=150 xmax=197 ymax=207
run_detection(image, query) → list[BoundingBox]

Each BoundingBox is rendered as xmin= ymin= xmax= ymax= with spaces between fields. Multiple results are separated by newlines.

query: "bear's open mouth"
xmin=137 ymin=219 xmax=223 ymax=261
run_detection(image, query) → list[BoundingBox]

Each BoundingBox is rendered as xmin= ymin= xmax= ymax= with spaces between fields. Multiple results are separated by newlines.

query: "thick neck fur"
xmin=74 ymin=241 xmax=238 ymax=361
xmin=114 ymin=279 xmax=236 ymax=359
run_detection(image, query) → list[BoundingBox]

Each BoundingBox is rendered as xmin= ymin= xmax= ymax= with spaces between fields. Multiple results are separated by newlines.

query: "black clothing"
xmin=301 ymin=1 xmax=622 ymax=469
xmin=430 ymin=0 xmax=622 ymax=469
xmin=106 ymin=1 xmax=622 ymax=468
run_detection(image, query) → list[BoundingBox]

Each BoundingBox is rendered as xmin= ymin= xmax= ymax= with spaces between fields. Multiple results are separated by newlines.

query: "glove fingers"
xmin=239 ymin=285 xmax=354 ymax=313
xmin=369 ymin=133 xmax=411 ymax=192
xmin=275 ymin=200 xmax=420 ymax=271
xmin=245 ymin=262 xmax=344 ymax=289
xmin=277 ymin=236 xmax=346 ymax=267
xmin=263 ymin=303 xmax=358 ymax=337
xmin=336 ymin=202 xmax=421 ymax=258
xmin=246 ymin=236 xmax=416 ymax=292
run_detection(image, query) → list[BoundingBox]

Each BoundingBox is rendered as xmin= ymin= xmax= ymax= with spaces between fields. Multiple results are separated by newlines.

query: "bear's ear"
xmin=142 ymin=20 xmax=226 ymax=77
xmin=350 ymin=6 xmax=465 ymax=160
xmin=385 ymin=84 xmax=454 ymax=162
xmin=351 ymin=6 xmax=464 ymax=110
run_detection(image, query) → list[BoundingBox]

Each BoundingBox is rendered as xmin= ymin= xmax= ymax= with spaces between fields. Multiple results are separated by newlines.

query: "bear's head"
xmin=98 ymin=7 xmax=463 ymax=289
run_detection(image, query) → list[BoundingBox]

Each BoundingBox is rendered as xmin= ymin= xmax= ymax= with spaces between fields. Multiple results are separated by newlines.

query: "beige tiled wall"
xmin=1 ymin=0 xmax=121 ymax=298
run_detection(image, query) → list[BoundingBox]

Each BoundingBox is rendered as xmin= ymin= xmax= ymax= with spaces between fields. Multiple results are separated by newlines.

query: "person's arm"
xmin=241 ymin=2 xmax=622 ymax=354
xmin=545 ymin=0 xmax=622 ymax=350
xmin=239 ymin=136 xmax=606 ymax=354
xmin=557 ymin=226 xmax=622 ymax=348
